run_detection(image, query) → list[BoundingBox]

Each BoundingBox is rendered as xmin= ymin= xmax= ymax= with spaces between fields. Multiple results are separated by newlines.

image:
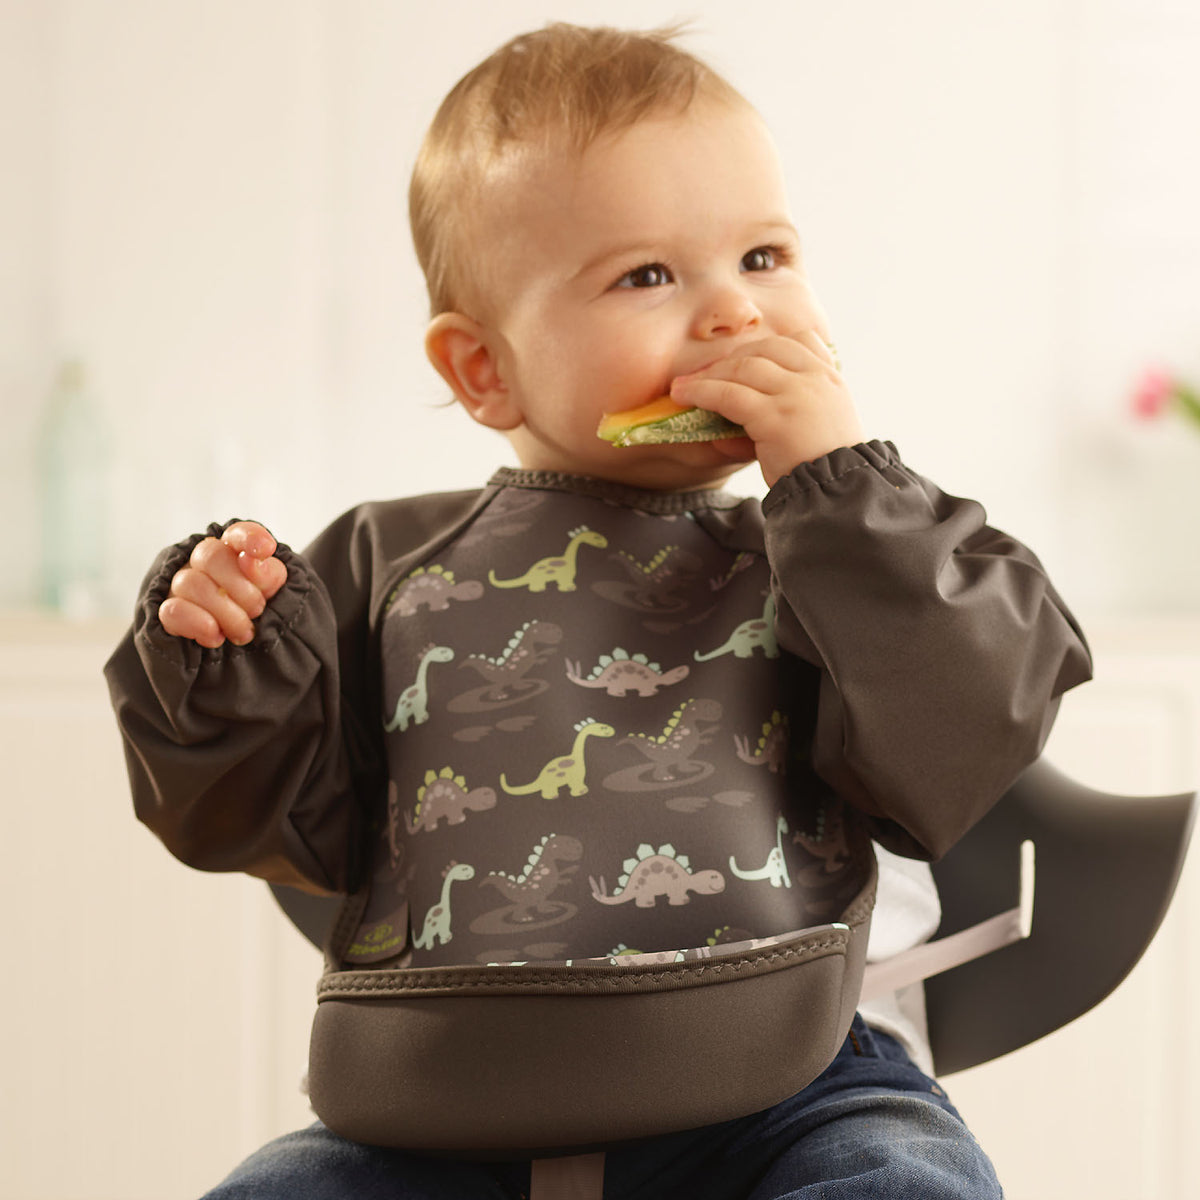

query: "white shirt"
xmin=858 ymin=844 xmax=942 ymax=1075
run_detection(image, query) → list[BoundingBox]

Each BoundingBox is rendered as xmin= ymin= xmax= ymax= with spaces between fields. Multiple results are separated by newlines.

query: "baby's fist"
xmin=159 ymin=521 xmax=288 ymax=648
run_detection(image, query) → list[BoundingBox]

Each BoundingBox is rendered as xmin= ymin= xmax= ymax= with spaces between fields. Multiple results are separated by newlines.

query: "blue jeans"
xmin=204 ymin=1017 xmax=1002 ymax=1198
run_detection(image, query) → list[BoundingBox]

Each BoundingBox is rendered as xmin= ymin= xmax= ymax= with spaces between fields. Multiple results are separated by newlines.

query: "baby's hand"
xmin=159 ymin=521 xmax=288 ymax=648
xmin=669 ymin=331 xmax=863 ymax=487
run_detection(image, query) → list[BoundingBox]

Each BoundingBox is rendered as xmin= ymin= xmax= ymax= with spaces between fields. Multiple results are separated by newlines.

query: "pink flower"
xmin=1131 ymin=366 xmax=1176 ymax=420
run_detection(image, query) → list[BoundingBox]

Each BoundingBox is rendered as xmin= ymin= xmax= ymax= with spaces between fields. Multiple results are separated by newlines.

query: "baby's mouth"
xmin=596 ymin=395 xmax=745 ymax=448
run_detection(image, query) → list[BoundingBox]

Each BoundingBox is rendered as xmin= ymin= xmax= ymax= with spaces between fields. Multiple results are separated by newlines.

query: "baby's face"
xmin=478 ymin=99 xmax=832 ymax=490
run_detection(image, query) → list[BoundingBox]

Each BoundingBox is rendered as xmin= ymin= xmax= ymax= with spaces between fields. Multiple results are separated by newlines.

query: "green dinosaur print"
xmin=384 ymin=644 xmax=454 ymax=732
xmin=500 ymin=718 xmax=615 ymax=798
xmin=729 ymin=814 xmax=792 ymax=888
xmin=487 ymin=525 xmax=608 ymax=592
xmin=411 ymin=861 xmax=475 ymax=951
xmin=694 ymin=594 xmax=779 ymax=661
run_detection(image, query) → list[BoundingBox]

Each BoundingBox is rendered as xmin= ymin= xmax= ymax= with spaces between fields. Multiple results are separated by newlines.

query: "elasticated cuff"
xmin=762 ymin=440 xmax=908 ymax=516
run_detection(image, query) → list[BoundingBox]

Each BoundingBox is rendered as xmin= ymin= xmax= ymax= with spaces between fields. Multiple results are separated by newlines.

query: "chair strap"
xmin=859 ymin=839 xmax=1036 ymax=1003
xmin=530 ymin=1152 xmax=606 ymax=1200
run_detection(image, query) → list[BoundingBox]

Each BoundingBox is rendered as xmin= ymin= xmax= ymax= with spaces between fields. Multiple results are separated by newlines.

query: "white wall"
xmin=5 ymin=0 xmax=1199 ymax=620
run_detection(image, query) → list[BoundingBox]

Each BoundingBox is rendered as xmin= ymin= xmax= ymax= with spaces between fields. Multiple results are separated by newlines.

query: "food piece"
xmin=596 ymin=396 xmax=745 ymax=447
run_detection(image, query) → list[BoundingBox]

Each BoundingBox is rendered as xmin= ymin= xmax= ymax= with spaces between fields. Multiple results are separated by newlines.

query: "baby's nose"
xmin=691 ymin=285 xmax=761 ymax=340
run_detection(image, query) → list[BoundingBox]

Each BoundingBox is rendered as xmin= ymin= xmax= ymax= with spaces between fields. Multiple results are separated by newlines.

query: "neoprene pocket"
xmin=307 ymin=862 xmax=875 ymax=1159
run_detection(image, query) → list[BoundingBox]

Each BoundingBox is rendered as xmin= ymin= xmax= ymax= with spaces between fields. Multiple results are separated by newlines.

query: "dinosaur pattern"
xmin=694 ymin=594 xmax=780 ymax=662
xmin=448 ymin=621 xmax=564 ymax=713
xmin=355 ymin=490 xmax=871 ymax=968
xmin=734 ymin=710 xmax=788 ymax=773
xmin=618 ymin=698 xmax=723 ymax=782
xmin=589 ymin=843 xmax=726 ymax=907
xmin=793 ymin=798 xmax=854 ymax=881
xmin=729 ymin=815 xmax=793 ymax=888
xmin=500 ymin=718 xmax=615 ymax=798
xmin=592 ymin=543 xmax=703 ymax=611
xmin=476 ymin=833 xmax=583 ymax=925
xmin=412 ymin=861 xmax=476 ymax=951
xmin=461 ymin=620 xmax=563 ymax=685
xmin=564 ymin=648 xmax=690 ymax=696
xmin=405 ymin=767 xmax=497 ymax=833
xmin=388 ymin=564 xmax=484 ymax=615
xmin=384 ymin=644 xmax=454 ymax=732
xmin=488 ymin=526 xmax=608 ymax=592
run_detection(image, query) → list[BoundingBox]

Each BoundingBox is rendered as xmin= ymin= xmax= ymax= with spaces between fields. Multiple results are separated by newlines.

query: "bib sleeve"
xmin=104 ymin=491 xmax=490 ymax=894
xmin=103 ymin=518 xmax=371 ymax=894
xmin=763 ymin=440 xmax=1092 ymax=860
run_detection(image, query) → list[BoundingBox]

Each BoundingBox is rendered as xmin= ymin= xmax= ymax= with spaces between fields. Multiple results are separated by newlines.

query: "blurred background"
xmin=2 ymin=2 xmax=1198 ymax=1198
xmin=4 ymin=0 xmax=1200 ymax=618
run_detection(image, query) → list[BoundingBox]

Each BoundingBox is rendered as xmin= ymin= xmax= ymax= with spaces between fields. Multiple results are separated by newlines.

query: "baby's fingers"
xmin=222 ymin=521 xmax=287 ymax=602
xmin=166 ymin=564 xmax=258 ymax=646
xmin=222 ymin=520 xmax=278 ymax=561
xmin=188 ymin=536 xmax=271 ymax=620
xmin=238 ymin=551 xmax=288 ymax=602
xmin=794 ymin=329 xmax=841 ymax=372
xmin=159 ymin=593 xmax=234 ymax=649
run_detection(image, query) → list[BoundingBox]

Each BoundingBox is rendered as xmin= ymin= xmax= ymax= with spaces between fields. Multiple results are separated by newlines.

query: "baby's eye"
xmin=616 ymin=262 xmax=674 ymax=289
xmin=741 ymin=246 xmax=780 ymax=273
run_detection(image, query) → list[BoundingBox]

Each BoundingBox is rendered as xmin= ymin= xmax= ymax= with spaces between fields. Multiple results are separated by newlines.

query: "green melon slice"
xmin=596 ymin=396 xmax=745 ymax=447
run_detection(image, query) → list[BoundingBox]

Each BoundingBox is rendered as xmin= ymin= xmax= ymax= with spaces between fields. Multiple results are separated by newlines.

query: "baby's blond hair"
xmin=409 ymin=23 xmax=747 ymax=318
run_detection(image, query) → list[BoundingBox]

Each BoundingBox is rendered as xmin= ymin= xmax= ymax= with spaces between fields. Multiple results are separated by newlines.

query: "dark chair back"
xmin=926 ymin=759 xmax=1195 ymax=1075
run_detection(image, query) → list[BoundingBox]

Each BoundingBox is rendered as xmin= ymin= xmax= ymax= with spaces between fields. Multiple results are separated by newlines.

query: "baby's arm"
xmin=669 ymin=330 xmax=862 ymax=484
xmin=104 ymin=519 xmax=371 ymax=895
xmin=762 ymin=442 xmax=1092 ymax=860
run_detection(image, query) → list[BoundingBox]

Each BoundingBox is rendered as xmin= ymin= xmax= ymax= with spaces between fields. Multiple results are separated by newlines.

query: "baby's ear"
xmin=424 ymin=313 xmax=520 ymax=431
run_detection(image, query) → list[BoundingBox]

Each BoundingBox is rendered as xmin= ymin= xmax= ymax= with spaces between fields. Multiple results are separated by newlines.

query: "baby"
xmin=106 ymin=23 xmax=1091 ymax=1199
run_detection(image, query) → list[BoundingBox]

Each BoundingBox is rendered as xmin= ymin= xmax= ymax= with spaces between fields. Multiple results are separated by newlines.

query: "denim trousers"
xmin=203 ymin=1016 xmax=1003 ymax=1199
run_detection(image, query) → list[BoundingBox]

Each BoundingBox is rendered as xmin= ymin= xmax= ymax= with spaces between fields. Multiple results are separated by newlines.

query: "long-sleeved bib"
xmin=351 ymin=473 xmax=870 ymax=971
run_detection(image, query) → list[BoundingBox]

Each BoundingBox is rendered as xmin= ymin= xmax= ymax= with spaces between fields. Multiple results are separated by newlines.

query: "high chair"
xmin=271 ymin=757 xmax=1196 ymax=1198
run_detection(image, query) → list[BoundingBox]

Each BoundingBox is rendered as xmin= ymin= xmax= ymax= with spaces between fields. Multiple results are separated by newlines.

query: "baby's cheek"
xmin=611 ymin=360 xmax=672 ymax=407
